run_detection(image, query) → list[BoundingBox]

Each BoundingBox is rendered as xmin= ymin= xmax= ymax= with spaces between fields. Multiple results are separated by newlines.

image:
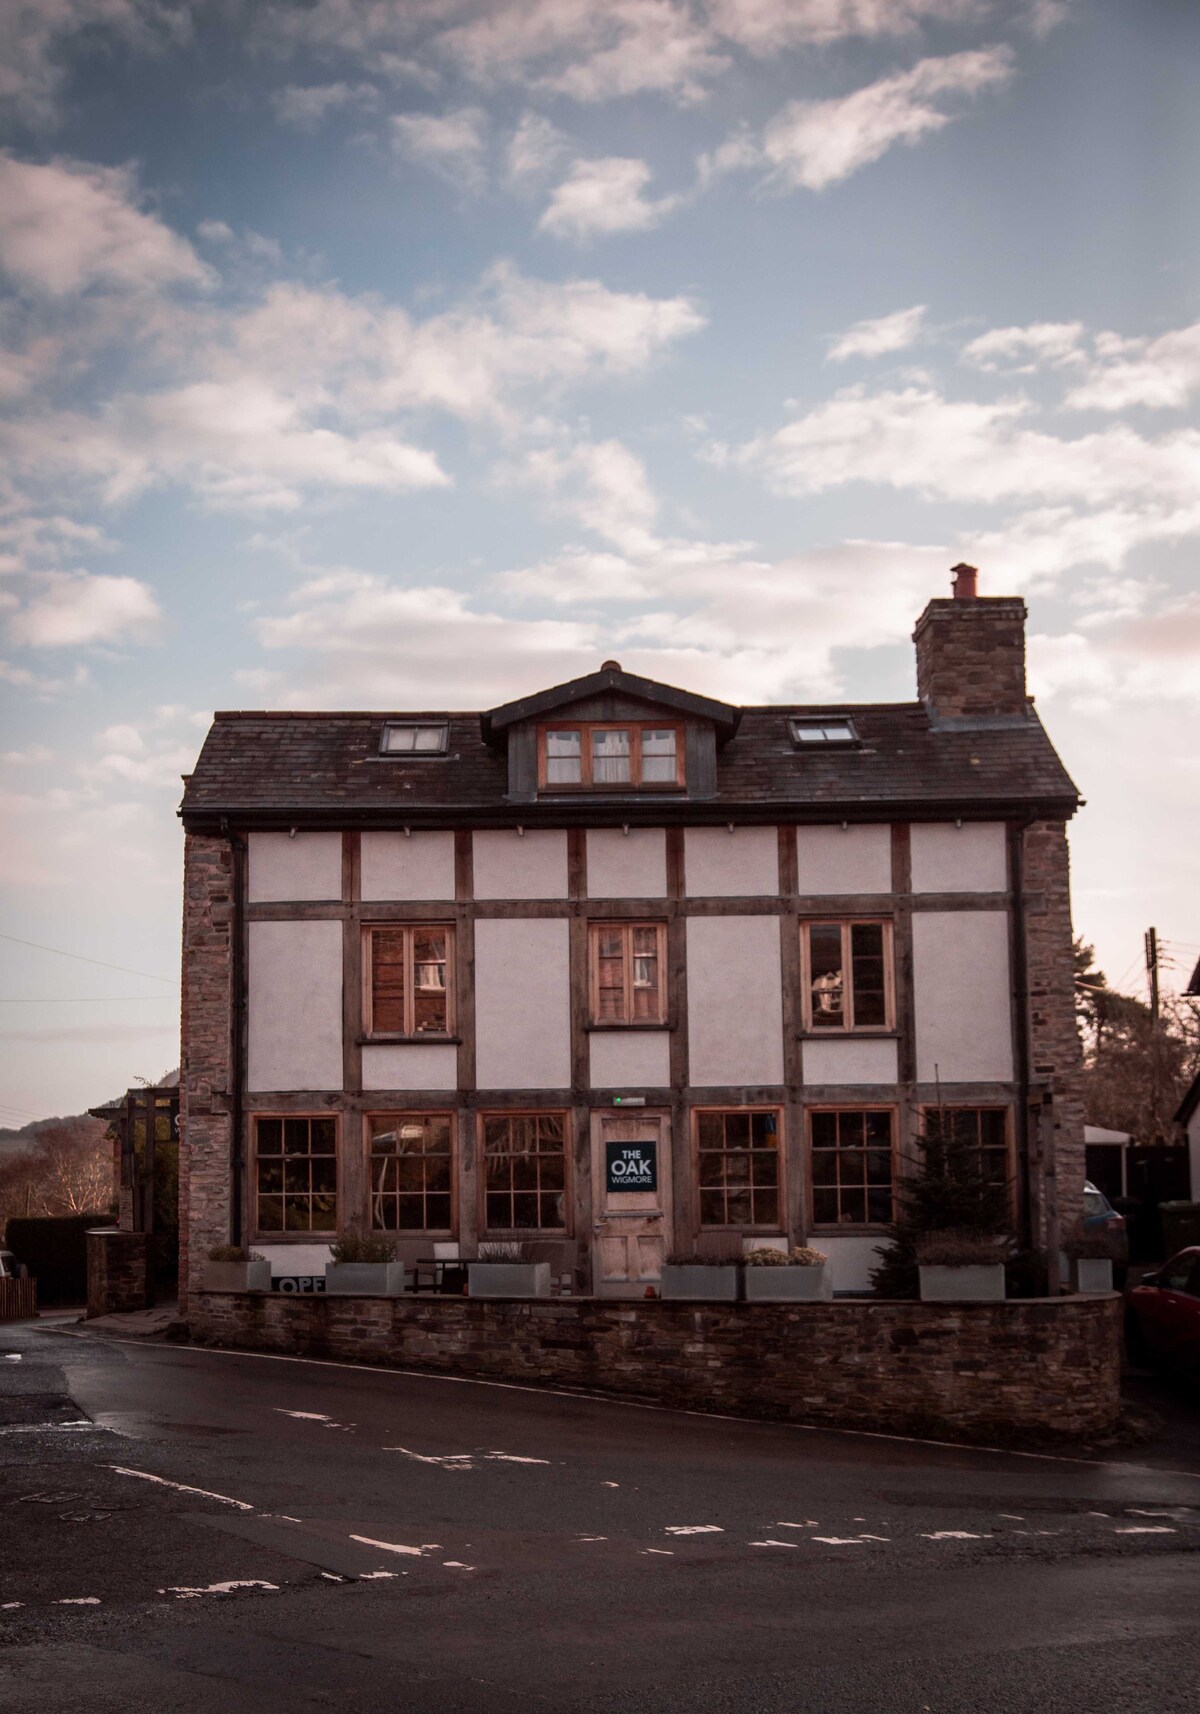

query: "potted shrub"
xmin=915 ymin=1230 xmax=1007 ymax=1302
xmin=660 ymin=1254 xmax=740 ymax=1302
xmin=203 ymin=1245 xmax=270 ymax=1293
xmin=325 ymin=1232 xmax=407 ymax=1296
xmin=1063 ymin=1228 xmax=1121 ymax=1294
xmin=743 ymin=1245 xmax=832 ymax=1302
xmin=872 ymin=1102 xmax=1013 ymax=1300
xmin=467 ymin=1242 xmax=551 ymax=1299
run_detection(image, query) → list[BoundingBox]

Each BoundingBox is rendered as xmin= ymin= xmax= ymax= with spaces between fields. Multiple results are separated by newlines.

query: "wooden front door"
xmin=591 ymin=1111 xmax=671 ymax=1296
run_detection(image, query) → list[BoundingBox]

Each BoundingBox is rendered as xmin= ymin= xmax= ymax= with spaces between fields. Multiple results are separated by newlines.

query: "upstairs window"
xmin=790 ymin=718 xmax=858 ymax=747
xmin=539 ymin=722 xmax=683 ymax=790
xmin=364 ymin=924 xmax=454 ymax=1037
xmin=589 ymin=922 xmax=667 ymax=1026
xmin=801 ymin=920 xmax=892 ymax=1032
xmin=380 ymin=721 xmax=448 ymax=755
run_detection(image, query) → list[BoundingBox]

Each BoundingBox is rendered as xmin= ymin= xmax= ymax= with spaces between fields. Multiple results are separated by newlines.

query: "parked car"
xmin=1124 ymin=1247 xmax=1200 ymax=1382
xmin=1084 ymin=1180 xmax=1126 ymax=1241
xmin=0 ymin=1249 xmax=28 ymax=1279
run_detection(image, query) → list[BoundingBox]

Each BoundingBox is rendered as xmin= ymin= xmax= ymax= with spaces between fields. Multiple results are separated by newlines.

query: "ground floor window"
xmin=921 ymin=1106 xmax=1010 ymax=1193
xmin=809 ymin=1108 xmax=894 ymax=1227
xmin=482 ymin=1113 xmax=567 ymax=1231
xmin=368 ymin=1113 xmax=453 ymax=1232
xmin=696 ymin=1109 xmax=780 ymax=1228
xmin=254 ymin=1116 xmax=337 ymax=1233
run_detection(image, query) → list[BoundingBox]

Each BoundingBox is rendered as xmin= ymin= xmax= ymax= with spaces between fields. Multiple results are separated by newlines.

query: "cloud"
xmin=506 ymin=111 xmax=571 ymax=185
xmin=829 ymin=304 xmax=926 ymax=361
xmin=508 ymin=437 xmax=661 ymax=553
xmin=0 ymin=154 xmax=210 ymax=297
xmin=707 ymin=0 xmax=991 ymax=54
xmin=0 ymin=0 xmax=188 ymax=127
xmin=271 ymin=81 xmax=377 ymax=129
xmin=1064 ymin=322 xmax=1200 ymax=413
xmin=539 ymin=157 xmax=681 ymax=240
xmin=7 ymin=571 xmax=162 ymax=648
xmin=961 ymin=320 xmax=1084 ymax=372
xmin=391 ymin=106 xmax=489 ymax=189
xmin=758 ymin=48 xmax=1015 ymax=190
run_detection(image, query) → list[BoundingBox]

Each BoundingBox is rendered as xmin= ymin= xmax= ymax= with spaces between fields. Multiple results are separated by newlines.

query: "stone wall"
xmin=913 ymin=596 xmax=1028 ymax=718
xmin=180 ymin=832 xmax=236 ymax=1312
xmin=86 ymin=1230 xmax=149 ymax=1317
xmin=1022 ymin=819 xmax=1085 ymax=1240
xmin=189 ymin=1292 xmax=1120 ymax=1443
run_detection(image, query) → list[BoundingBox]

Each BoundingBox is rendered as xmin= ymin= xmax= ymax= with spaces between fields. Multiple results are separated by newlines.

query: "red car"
xmin=1124 ymin=1248 xmax=1200 ymax=1382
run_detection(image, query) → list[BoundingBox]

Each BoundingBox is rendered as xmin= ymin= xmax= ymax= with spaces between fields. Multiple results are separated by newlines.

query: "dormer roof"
xmin=481 ymin=662 xmax=741 ymax=746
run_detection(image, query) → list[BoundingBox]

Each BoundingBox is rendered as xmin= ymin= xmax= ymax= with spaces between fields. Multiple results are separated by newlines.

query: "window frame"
xmin=789 ymin=717 xmax=860 ymax=748
xmin=692 ymin=1105 xmax=785 ymax=1234
xmin=537 ymin=720 xmax=685 ymax=792
xmin=917 ymin=1104 xmax=1016 ymax=1220
xmin=362 ymin=923 xmax=456 ymax=1041
xmin=588 ymin=920 xmax=669 ymax=1028
xmin=379 ymin=720 xmax=449 ymax=756
xmin=800 ymin=917 xmax=895 ymax=1034
xmin=806 ymin=1104 xmax=899 ymax=1233
xmin=478 ymin=1109 xmax=572 ymax=1237
xmin=251 ymin=1112 xmax=340 ymax=1241
xmin=365 ymin=1110 xmax=456 ymax=1238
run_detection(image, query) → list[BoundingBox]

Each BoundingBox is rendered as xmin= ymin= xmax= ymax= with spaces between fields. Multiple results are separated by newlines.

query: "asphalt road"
xmin=1 ymin=1316 xmax=1198 ymax=1714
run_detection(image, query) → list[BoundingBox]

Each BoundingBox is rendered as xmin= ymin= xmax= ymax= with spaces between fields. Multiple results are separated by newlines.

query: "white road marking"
xmin=812 ymin=1537 xmax=870 ymax=1546
xmin=750 ymin=1540 xmax=799 ymax=1549
xmin=442 ymin=1562 xmax=476 ymax=1570
xmin=276 ymin=1410 xmax=331 ymax=1421
xmin=382 ymin=1446 xmax=475 ymax=1467
xmin=998 ymin=1513 xmax=1024 ymax=1520
xmin=54 ymin=1598 xmax=100 ymax=1605
xmin=640 ymin=1549 xmax=674 ymax=1556
xmin=349 ymin=1535 xmax=427 ymax=1557
xmin=603 ymin=1481 xmax=620 ymax=1488
xmin=107 ymin=1466 xmax=254 ymax=1510
xmin=919 ymin=1531 xmax=990 ymax=1540
xmin=1127 ymin=1508 xmax=1192 ymax=1519
xmin=1 ymin=1603 xmax=24 ymax=1609
xmin=319 ymin=1573 xmax=346 ymax=1582
xmin=483 ymin=1451 xmax=550 ymax=1465
xmin=162 ymin=1581 xmax=279 ymax=1598
xmin=1114 ymin=1526 xmax=1176 ymax=1535
xmin=3 ymin=1353 xmax=21 ymax=1361
xmin=665 ymin=1525 xmax=723 ymax=1536
xmin=0 ymin=1421 xmax=96 ymax=1435
xmin=69 ymin=1335 xmax=1200 ymax=1483
xmin=576 ymin=1535 xmax=607 ymax=1542
xmin=774 ymin=1521 xmax=819 ymax=1529
xmin=359 ymin=1571 xmax=401 ymax=1580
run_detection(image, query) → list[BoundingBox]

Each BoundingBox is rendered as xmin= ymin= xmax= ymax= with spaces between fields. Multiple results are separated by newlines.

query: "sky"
xmin=1 ymin=0 xmax=1198 ymax=1124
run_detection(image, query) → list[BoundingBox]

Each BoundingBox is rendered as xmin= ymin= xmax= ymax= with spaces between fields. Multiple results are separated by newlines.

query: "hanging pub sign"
xmin=605 ymin=1139 xmax=658 ymax=1194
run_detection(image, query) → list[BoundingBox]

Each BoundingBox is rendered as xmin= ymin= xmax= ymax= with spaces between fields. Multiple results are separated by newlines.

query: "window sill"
xmin=536 ymin=784 xmax=687 ymax=796
xmin=585 ymin=1021 xmax=672 ymax=1033
xmin=252 ymin=1232 xmax=337 ymax=1245
xmin=359 ymin=1034 xmax=461 ymax=1046
xmin=809 ymin=1225 xmax=893 ymax=1236
xmin=798 ymin=1029 xmax=899 ymax=1040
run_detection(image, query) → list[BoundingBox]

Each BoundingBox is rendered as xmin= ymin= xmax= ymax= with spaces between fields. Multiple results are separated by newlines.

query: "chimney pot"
xmin=600 ymin=659 xmax=621 ymax=672
xmin=951 ymin=563 xmax=979 ymax=601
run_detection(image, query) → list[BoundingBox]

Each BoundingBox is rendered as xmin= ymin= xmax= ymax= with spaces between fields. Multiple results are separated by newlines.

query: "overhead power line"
xmin=0 ymin=932 xmax=175 ymax=986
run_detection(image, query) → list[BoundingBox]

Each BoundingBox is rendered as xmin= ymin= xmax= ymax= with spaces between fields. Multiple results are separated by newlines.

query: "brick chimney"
xmin=913 ymin=564 xmax=1028 ymax=719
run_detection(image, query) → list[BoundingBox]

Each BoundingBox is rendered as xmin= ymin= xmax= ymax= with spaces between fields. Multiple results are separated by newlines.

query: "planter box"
xmin=203 ymin=1259 xmax=270 ymax=1294
xmin=744 ymin=1265 xmax=832 ymax=1303
xmin=467 ymin=1262 xmax=551 ymax=1298
xmin=1070 ymin=1257 xmax=1114 ymax=1294
xmin=325 ymin=1262 xmax=407 ymax=1296
xmin=918 ymin=1263 xmax=1005 ymax=1303
xmin=660 ymin=1265 xmax=739 ymax=1302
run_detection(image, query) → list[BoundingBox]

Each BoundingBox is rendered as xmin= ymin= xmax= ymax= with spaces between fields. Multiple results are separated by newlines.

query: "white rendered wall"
xmin=912 ymin=910 xmax=1014 ymax=1082
xmin=687 ymin=916 xmax=784 ymax=1085
xmin=816 ymin=1234 xmax=888 ymax=1294
xmin=248 ymin=831 xmax=342 ymax=903
xmin=473 ymin=829 xmax=568 ymax=900
xmin=475 ymin=917 xmax=571 ymax=1088
xmin=911 ymin=822 xmax=1007 ymax=893
xmin=684 ymin=826 xmax=778 ymax=897
xmin=801 ymin=1037 xmax=898 ymax=1086
xmin=247 ymin=919 xmax=343 ymax=1091
xmin=794 ymin=824 xmax=891 ymax=895
xmin=589 ymin=1030 xmax=670 ymax=1089
xmin=361 ymin=1043 xmax=458 ymax=1092
xmin=360 ymin=831 xmax=455 ymax=901
xmin=586 ymin=827 xmax=667 ymax=899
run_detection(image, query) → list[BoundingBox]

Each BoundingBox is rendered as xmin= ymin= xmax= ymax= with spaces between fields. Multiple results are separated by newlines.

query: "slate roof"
xmin=180 ymin=697 xmax=1080 ymax=827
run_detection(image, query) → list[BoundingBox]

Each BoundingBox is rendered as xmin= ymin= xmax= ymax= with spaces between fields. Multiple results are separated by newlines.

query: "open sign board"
xmin=605 ymin=1140 xmax=658 ymax=1194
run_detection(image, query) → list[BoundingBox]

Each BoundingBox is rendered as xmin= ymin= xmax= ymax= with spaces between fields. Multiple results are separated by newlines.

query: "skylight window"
xmin=789 ymin=718 xmax=859 ymax=748
xmin=380 ymin=721 xmax=449 ymax=756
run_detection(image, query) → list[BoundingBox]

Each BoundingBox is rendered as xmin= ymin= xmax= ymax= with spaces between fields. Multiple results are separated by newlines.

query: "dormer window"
xmin=380 ymin=721 xmax=448 ymax=756
xmin=538 ymin=722 xmax=683 ymax=790
xmin=790 ymin=717 xmax=859 ymax=747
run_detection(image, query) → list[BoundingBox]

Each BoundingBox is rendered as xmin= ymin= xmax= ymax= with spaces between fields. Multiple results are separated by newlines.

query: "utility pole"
xmin=1145 ymin=927 xmax=1161 ymax=1142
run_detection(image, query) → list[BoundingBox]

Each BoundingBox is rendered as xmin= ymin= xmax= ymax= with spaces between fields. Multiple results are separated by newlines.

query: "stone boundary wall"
xmin=189 ymin=1292 xmax=1120 ymax=1443
xmin=87 ymin=1229 xmax=150 ymax=1318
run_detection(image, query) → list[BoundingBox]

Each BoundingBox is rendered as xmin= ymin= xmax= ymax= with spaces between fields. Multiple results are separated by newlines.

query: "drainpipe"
xmin=223 ymin=820 xmax=247 ymax=1249
xmin=1009 ymin=817 xmax=1035 ymax=1256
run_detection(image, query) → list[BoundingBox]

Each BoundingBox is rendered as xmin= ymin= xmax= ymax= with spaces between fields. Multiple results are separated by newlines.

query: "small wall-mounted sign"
xmin=272 ymin=1276 xmax=326 ymax=1293
xmin=606 ymin=1139 xmax=658 ymax=1194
